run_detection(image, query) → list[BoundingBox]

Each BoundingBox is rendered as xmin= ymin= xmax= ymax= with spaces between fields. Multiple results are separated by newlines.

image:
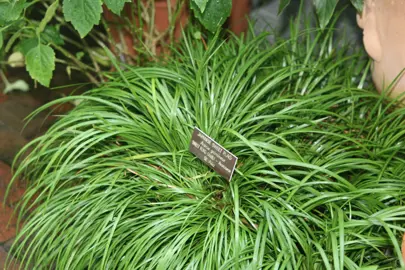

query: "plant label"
xmin=189 ymin=127 xmax=238 ymax=181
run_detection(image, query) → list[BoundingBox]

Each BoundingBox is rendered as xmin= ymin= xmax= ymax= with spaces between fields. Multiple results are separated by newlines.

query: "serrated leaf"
xmin=103 ymin=0 xmax=130 ymax=15
xmin=350 ymin=0 xmax=363 ymax=12
xmin=37 ymin=0 xmax=59 ymax=34
xmin=278 ymin=0 xmax=291 ymax=14
xmin=41 ymin=25 xmax=64 ymax=45
xmin=190 ymin=0 xmax=232 ymax=33
xmin=63 ymin=0 xmax=102 ymax=37
xmin=313 ymin=0 xmax=338 ymax=29
xmin=26 ymin=44 xmax=55 ymax=87
xmin=5 ymin=28 xmax=22 ymax=52
xmin=16 ymin=38 xmax=39 ymax=55
xmin=0 ymin=0 xmax=25 ymax=24
xmin=192 ymin=0 xmax=209 ymax=13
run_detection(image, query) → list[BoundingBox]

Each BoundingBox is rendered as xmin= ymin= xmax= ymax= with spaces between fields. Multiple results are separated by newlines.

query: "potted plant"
xmin=0 ymin=0 xmax=237 ymax=88
xmin=102 ymin=0 xmax=190 ymax=62
xmin=103 ymin=0 xmax=251 ymax=63
xmin=7 ymin=17 xmax=405 ymax=268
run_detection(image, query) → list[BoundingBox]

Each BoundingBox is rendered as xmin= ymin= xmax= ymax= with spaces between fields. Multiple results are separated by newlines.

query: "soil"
xmin=0 ymin=66 xmax=88 ymax=268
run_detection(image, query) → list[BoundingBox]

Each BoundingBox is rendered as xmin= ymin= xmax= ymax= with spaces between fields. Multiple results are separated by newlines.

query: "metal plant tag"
xmin=189 ymin=127 xmax=238 ymax=181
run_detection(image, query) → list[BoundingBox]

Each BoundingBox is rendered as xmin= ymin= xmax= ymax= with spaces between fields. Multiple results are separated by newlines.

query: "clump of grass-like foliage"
xmin=7 ymin=19 xmax=405 ymax=269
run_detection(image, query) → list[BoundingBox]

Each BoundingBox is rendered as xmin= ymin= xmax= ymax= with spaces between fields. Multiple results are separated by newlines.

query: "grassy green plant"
xmin=7 ymin=18 xmax=405 ymax=269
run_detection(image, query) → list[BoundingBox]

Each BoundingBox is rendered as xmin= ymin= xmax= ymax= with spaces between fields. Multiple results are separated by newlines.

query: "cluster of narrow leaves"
xmin=8 ymin=21 xmax=405 ymax=269
xmin=279 ymin=0 xmax=363 ymax=28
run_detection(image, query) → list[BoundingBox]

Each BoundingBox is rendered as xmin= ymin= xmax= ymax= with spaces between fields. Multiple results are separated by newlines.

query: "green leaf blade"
xmin=37 ymin=0 xmax=59 ymax=34
xmin=350 ymin=0 xmax=363 ymax=12
xmin=16 ymin=38 xmax=39 ymax=55
xmin=103 ymin=0 xmax=130 ymax=15
xmin=62 ymin=0 xmax=102 ymax=37
xmin=358 ymin=266 xmax=379 ymax=270
xmin=190 ymin=0 xmax=232 ymax=33
xmin=41 ymin=25 xmax=65 ymax=46
xmin=0 ymin=0 xmax=26 ymax=24
xmin=278 ymin=0 xmax=291 ymax=14
xmin=26 ymin=44 xmax=55 ymax=87
xmin=192 ymin=0 xmax=209 ymax=13
xmin=313 ymin=0 xmax=338 ymax=29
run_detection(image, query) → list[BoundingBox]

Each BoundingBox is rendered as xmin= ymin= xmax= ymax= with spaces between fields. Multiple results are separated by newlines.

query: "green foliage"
xmin=7 ymin=19 xmax=405 ymax=269
xmin=104 ymin=0 xmax=131 ymax=15
xmin=0 ymin=0 xmax=25 ymax=24
xmin=0 ymin=0 xmax=233 ymax=88
xmin=37 ymin=0 xmax=59 ymax=35
xmin=350 ymin=0 xmax=363 ymax=12
xmin=278 ymin=0 xmax=291 ymax=14
xmin=193 ymin=0 xmax=208 ymax=13
xmin=25 ymin=43 xmax=55 ymax=86
xmin=190 ymin=0 xmax=232 ymax=33
xmin=313 ymin=0 xmax=338 ymax=28
xmin=62 ymin=0 xmax=103 ymax=38
xmin=279 ymin=0 xmax=364 ymax=27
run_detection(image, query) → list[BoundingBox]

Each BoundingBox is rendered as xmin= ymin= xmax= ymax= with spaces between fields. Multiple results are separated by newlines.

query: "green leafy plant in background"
xmin=0 ymin=0 xmax=232 ymax=88
xmin=279 ymin=0 xmax=364 ymax=28
xmin=7 ymin=15 xmax=405 ymax=269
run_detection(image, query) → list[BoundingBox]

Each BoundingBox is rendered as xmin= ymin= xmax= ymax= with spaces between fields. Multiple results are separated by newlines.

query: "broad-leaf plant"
xmin=0 ymin=0 xmax=232 ymax=88
xmin=279 ymin=0 xmax=364 ymax=28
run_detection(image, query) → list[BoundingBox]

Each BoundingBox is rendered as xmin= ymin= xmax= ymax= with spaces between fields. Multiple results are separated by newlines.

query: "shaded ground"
xmin=0 ymin=67 xmax=86 ymax=269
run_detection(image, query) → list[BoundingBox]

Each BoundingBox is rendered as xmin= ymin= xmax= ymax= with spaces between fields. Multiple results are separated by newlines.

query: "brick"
xmin=0 ymin=161 xmax=26 ymax=206
xmin=0 ymin=161 xmax=25 ymax=243
xmin=0 ymin=203 xmax=17 ymax=243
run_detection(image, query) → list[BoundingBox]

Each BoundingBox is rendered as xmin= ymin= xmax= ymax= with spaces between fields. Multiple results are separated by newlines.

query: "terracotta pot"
xmin=155 ymin=0 xmax=188 ymax=39
xmin=103 ymin=0 xmax=188 ymax=58
xmin=103 ymin=5 xmax=137 ymax=56
xmin=229 ymin=0 xmax=251 ymax=35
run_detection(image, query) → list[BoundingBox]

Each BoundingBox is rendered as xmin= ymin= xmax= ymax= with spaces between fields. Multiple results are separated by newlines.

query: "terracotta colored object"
xmin=357 ymin=0 xmax=405 ymax=99
xmin=0 ymin=93 xmax=7 ymax=103
xmin=155 ymin=0 xmax=188 ymax=39
xmin=229 ymin=0 xmax=251 ymax=35
xmin=103 ymin=0 xmax=188 ymax=58
xmin=104 ymin=0 xmax=251 ymax=59
xmin=0 ymin=161 xmax=25 ymax=242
